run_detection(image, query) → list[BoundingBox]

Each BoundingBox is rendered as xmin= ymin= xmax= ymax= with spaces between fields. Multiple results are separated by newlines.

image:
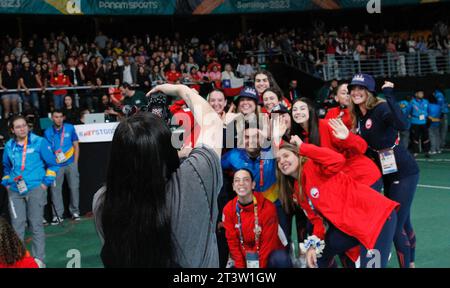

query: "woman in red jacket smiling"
xmin=223 ymin=169 xmax=283 ymax=268
xmin=276 ymin=135 xmax=399 ymax=268
xmin=290 ymin=97 xmax=382 ymax=192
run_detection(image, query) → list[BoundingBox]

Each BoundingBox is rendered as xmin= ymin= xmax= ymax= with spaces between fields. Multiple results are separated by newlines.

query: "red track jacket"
xmin=294 ymin=143 xmax=399 ymax=250
xmin=325 ymin=106 xmax=352 ymax=129
xmin=223 ymin=192 xmax=283 ymax=268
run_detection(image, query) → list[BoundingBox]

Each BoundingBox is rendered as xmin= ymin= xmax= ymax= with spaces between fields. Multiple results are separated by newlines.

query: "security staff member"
xmin=2 ymin=115 xmax=59 ymax=267
xmin=44 ymin=110 xmax=80 ymax=225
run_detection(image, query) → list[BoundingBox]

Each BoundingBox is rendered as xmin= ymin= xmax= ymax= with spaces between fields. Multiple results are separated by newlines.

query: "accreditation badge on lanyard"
xmin=15 ymin=137 xmax=29 ymax=195
xmin=378 ymin=148 xmax=398 ymax=175
xmin=55 ymin=127 xmax=67 ymax=163
xmin=15 ymin=175 xmax=28 ymax=195
xmin=56 ymin=149 xmax=67 ymax=163
xmin=236 ymin=196 xmax=261 ymax=268
xmin=246 ymin=251 xmax=260 ymax=268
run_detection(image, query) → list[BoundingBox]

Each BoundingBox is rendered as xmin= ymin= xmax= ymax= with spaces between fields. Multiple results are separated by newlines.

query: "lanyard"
xmin=259 ymin=160 xmax=264 ymax=188
xmin=236 ymin=195 xmax=260 ymax=254
xmin=53 ymin=126 xmax=65 ymax=150
xmin=13 ymin=136 xmax=28 ymax=172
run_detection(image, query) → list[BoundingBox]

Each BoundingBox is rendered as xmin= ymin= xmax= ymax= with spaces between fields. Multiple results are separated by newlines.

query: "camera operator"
xmin=93 ymin=84 xmax=224 ymax=267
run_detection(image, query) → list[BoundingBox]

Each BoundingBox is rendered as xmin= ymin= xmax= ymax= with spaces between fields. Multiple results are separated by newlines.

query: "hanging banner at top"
xmin=0 ymin=0 xmax=448 ymax=15
xmin=0 ymin=0 xmax=175 ymax=15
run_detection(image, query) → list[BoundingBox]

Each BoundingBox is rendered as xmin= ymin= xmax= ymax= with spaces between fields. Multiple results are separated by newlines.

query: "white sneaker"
xmin=72 ymin=213 xmax=81 ymax=221
xmin=34 ymin=258 xmax=46 ymax=268
xmin=51 ymin=217 xmax=64 ymax=226
xmin=429 ymin=151 xmax=437 ymax=155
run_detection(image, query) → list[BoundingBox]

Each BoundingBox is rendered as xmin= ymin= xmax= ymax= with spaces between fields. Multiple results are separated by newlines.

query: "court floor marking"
xmin=416 ymin=159 xmax=450 ymax=162
xmin=417 ymin=184 xmax=450 ymax=190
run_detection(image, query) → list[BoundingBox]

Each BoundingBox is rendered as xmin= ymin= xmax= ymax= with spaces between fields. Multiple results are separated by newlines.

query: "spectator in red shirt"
xmin=0 ymin=217 xmax=38 ymax=268
xmin=189 ymin=66 xmax=202 ymax=92
xmin=165 ymin=63 xmax=182 ymax=84
xmin=50 ymin=64 xmax=71 ymax=110
xmin=109 ymin=78 xmax=123 ymax=108
xmin=326 ymin=37 xmax=337 ymax=55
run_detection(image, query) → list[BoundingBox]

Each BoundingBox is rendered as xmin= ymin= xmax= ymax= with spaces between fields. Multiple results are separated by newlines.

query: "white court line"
xmin=415 ymin=159 xmax=450 ymax=162
xmin=418 ymin=184 xmax=450 ymax=190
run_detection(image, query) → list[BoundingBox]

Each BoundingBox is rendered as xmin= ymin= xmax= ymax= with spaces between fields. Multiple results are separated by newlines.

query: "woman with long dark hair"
xmin=290 ymin=97 xmax=382 ymax=191
xmin=254 ymin=70 xmax=284 ymax=105
xmin=0 ymin=61 xmax=20 ymax=119
xmin=62 ymin=95 xmax=80 ymax=125
xmin=93 ymin=84 xmax=223 ymax=267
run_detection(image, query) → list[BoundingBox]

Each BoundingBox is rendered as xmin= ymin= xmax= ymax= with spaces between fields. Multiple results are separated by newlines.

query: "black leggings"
xmin=411 ymin=124 xmax=430 ymax=153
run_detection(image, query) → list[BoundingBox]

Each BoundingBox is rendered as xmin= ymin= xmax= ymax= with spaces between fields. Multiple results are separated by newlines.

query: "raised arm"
xmin=328 ymin=118 xmax=368 ymax=155
xmin=382 ymin=82 xmax=408 ymax=131
xmin=291 ymin=135 xmax=346 ymax=177
xmin=147 ymin=84 xmax=223 ymax=158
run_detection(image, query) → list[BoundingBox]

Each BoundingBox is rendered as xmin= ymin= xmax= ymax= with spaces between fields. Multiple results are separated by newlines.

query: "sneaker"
xmin=51 ymin=217 xmax=64 ymax=226
xmin=34 ymin=258 xmax=46 ymax=268
xmin=429 ymin=151 xmax=436 ymax=155
xmin=72 ymin=213 xmax=81 ymax=221
xmin=413 ymin=153 xmax=418 ymax=157
xmin=43 ymin=219 xmax=48 ymax=226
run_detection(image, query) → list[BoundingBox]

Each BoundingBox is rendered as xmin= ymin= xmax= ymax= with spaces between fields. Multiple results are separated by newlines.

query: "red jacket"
xmin=318 ymin=119 xmax=381 ymax=187
xmin=325 ymin=106 xmax=352 ymax=129
xmin=169 ymin=99 xmax=199 ymax=147
xmin=295 ymin=143 xmax=399 ymax=250
xmin=294 ymin=120 xmax=381 ymax=260
xmin=223 ymin=192 xmax=283 ymax=268
xmin=0 ymin=251 xmax=38 ymax=268
xmin=165 ymin=70 xmax=181 ymax=83
xmin=50 ymin=73 xmax=71 ymax=95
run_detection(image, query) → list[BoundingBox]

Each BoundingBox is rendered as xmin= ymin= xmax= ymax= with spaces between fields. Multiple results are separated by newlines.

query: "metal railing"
xmin=321 ymin=50 xmax=450 ymax=81
xmin=282 ymin=52 xmax=322 ymax=78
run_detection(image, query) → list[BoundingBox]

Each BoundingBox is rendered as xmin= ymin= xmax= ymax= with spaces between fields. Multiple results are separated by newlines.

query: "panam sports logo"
xmin=45 ymin=0 xmax=82 ymax=15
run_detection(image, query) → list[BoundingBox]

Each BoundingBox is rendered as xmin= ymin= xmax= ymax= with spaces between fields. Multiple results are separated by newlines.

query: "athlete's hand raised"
xmin=329 ymin=118 xmax=350 ymax=140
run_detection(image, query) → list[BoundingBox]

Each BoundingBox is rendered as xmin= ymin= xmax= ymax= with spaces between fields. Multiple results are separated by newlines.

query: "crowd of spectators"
xmin=0 ymin=21 xmax=448 ymax=123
